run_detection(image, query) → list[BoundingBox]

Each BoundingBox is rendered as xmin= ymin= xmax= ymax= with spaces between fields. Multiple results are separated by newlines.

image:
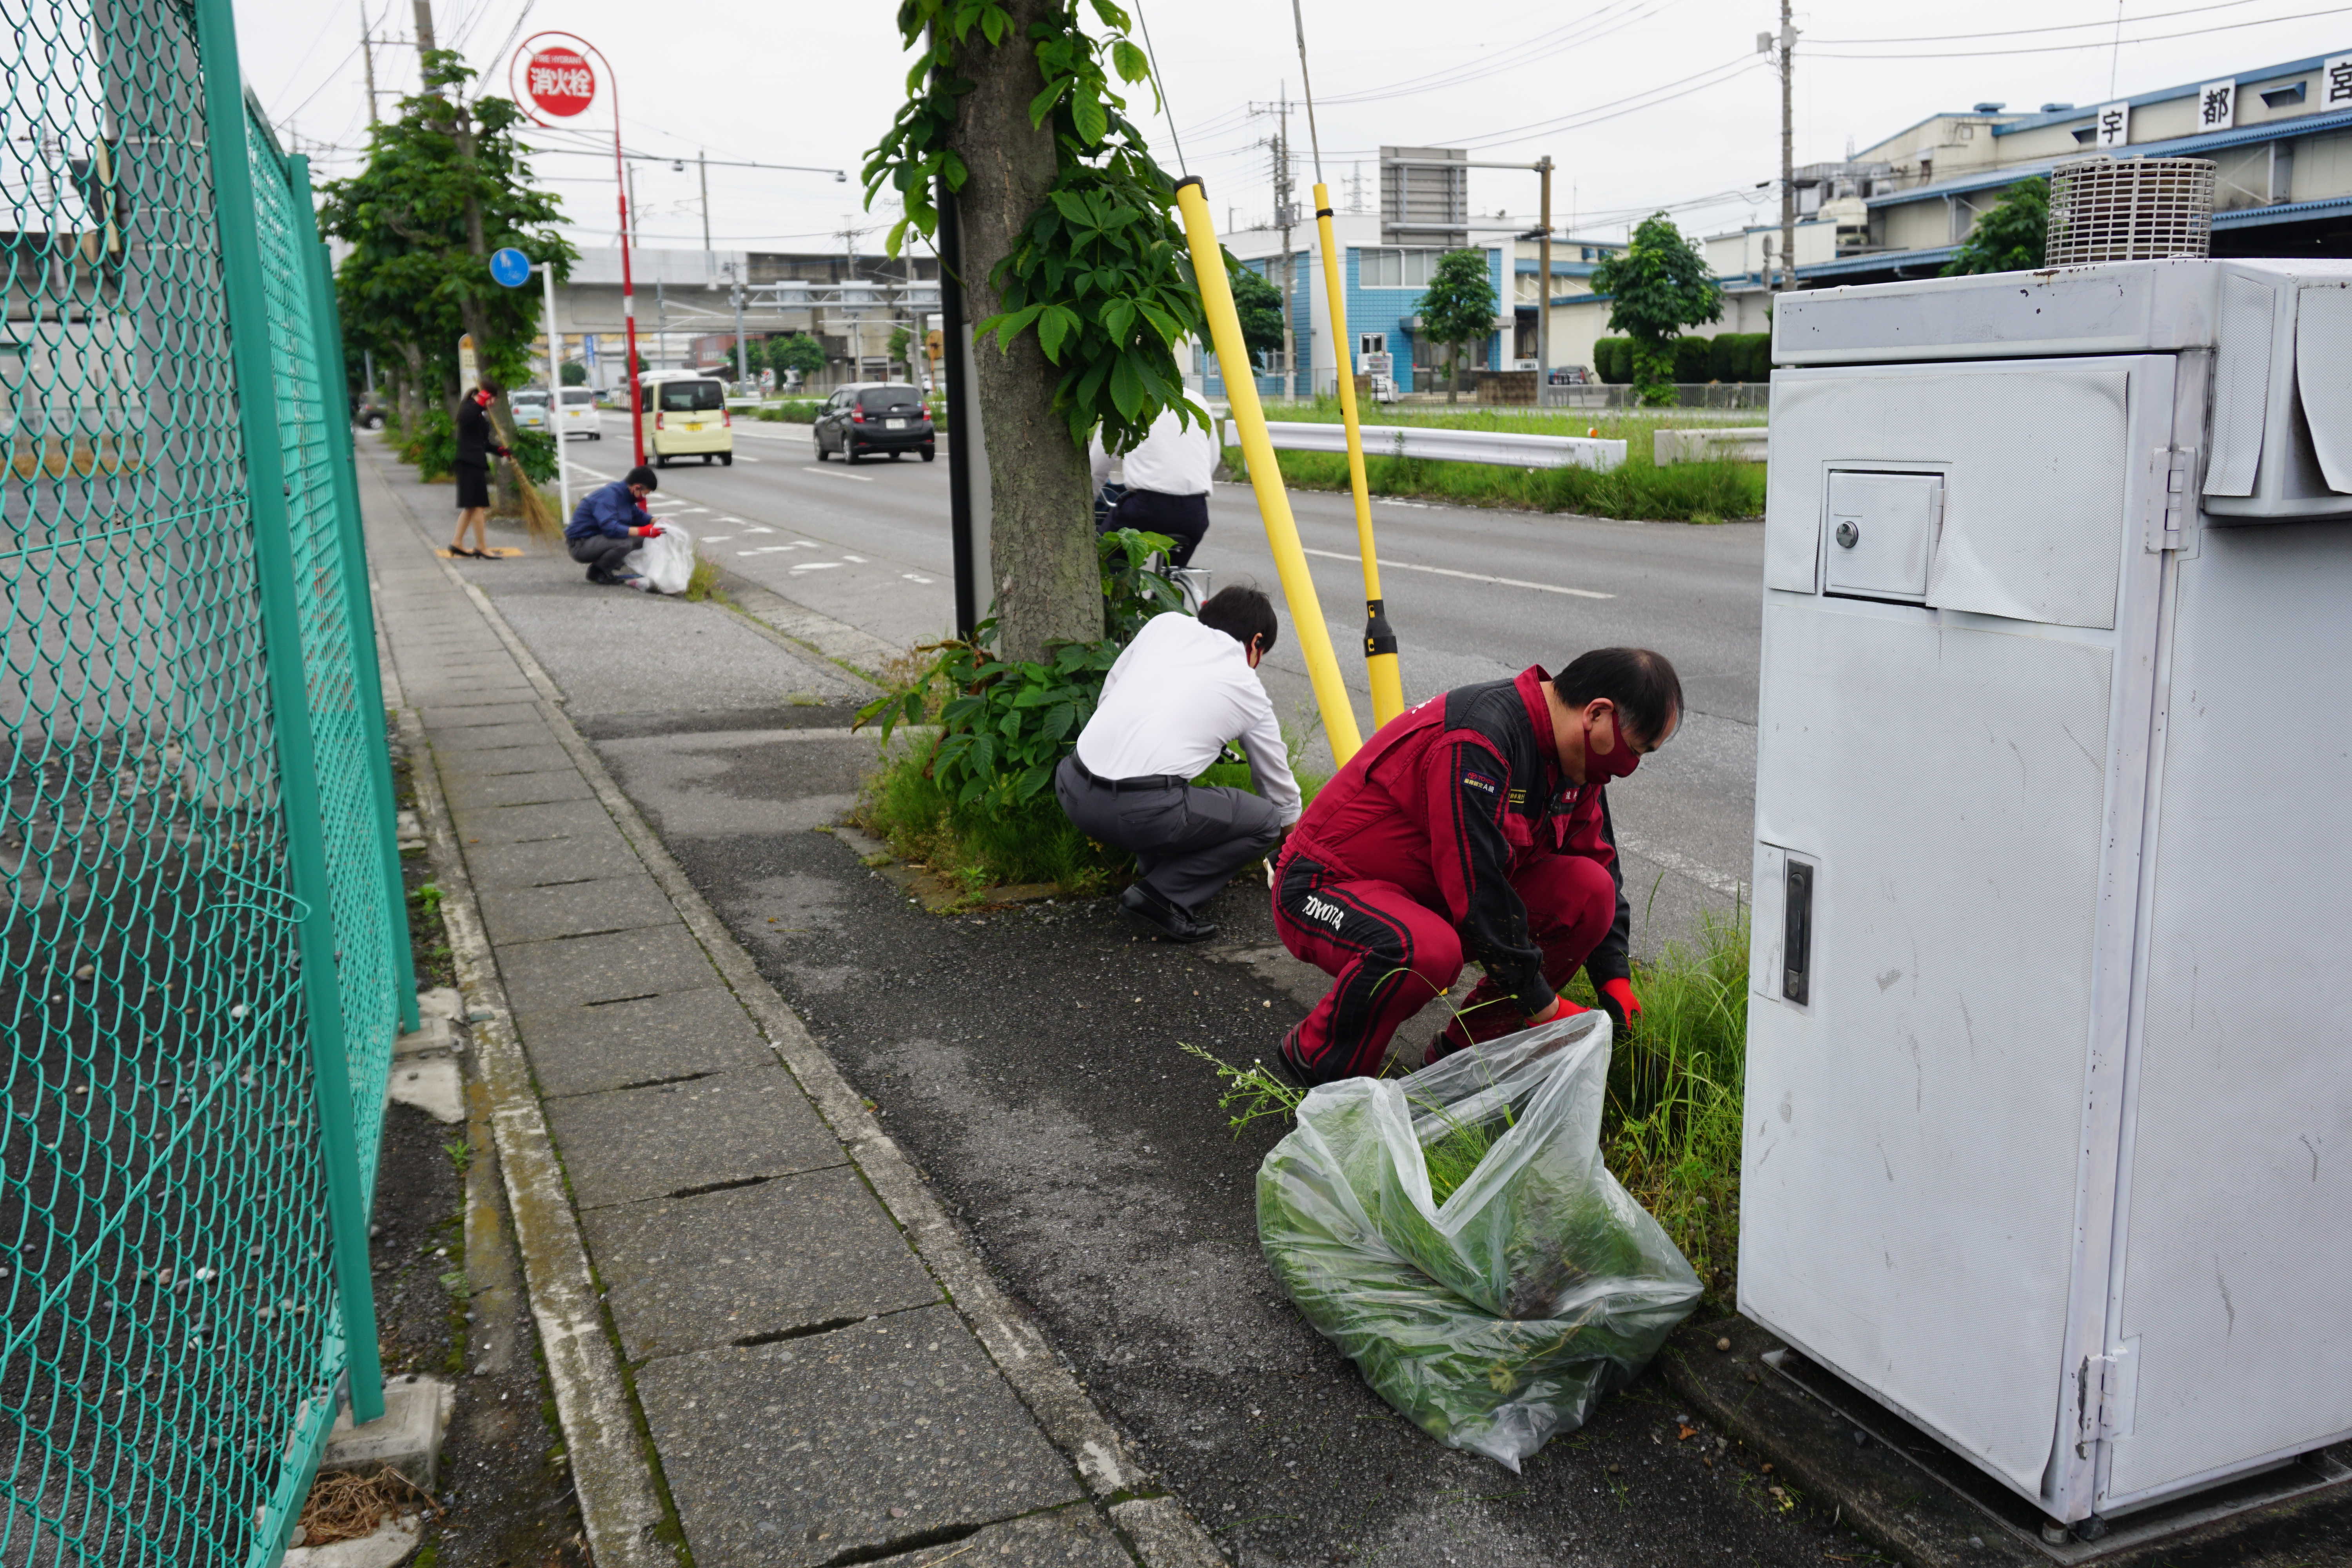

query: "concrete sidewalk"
xmin=361 ymin=445 xmax=1223 ymax=1568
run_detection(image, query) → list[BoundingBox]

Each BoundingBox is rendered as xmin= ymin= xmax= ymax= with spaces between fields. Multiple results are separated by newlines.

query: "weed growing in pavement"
xmin=680 ymin=552 xmax=724 ymax=603
xmin=855 ymin=756 xmax=1134 ymax=897
xmin=1182 ymin=1045 xmax=1303 ymax=1136
xmin=1570 ymin=909 xmax=1749 ymax=1300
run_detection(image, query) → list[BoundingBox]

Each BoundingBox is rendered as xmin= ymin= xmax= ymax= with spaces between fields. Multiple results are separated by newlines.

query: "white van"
xmin=557 ymin=387 xmax=602 ymax=440
xmin=638 ymin=373 xmax=733 ymax=466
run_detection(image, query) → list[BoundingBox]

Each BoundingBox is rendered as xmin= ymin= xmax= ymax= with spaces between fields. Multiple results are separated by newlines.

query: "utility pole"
xmin=699 ymin=151 xmax=713 ymax=289
xmin=1536 ymin=155 xmax=1553 ymax=401
xmin=1776 ymin=0 xmax=1798 ymax=292
xmin=361 ymin=7 xmax=381 ymax=125
xmin=1278 ymin=85 xmax=1295 ymax=399
xmin=731 ymin=265 xmax=749 ymax=390
xmin=410 ymin=0 xmax=435 ymax=56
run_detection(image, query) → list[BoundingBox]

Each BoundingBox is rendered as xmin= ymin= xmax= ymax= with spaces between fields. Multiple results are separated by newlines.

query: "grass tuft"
xmin=680 ymin=552 xmax=725 ymax=603
xmin=854 ymin=749 xmax=1134 ymax=897
xmin=1572 ymin=910 xmax=1749 ymax=1300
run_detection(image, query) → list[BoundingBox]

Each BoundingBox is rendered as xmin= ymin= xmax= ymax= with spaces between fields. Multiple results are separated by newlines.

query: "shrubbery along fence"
xmin=3 ymin=0 xmax=410 ymax=1560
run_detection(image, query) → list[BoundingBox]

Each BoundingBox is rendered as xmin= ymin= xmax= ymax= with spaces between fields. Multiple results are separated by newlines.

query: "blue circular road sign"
xmin=489 ymin=247 xmax=532 ymax=288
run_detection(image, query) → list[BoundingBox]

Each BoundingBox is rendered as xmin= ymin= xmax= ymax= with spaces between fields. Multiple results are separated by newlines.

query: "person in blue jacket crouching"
xmin=565 ymin=465 xmax=666 ymax=588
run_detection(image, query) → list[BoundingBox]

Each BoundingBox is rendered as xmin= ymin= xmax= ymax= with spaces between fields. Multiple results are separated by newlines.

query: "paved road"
xmin=560 ymin=423 xmax=1764 ymax=952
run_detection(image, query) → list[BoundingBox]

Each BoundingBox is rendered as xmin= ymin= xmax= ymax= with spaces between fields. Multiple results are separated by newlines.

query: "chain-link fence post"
xmin=191 ymin=0 xmax=386 ymax=1428
xmin=291 ymin=155 xmax=419 ymax=1038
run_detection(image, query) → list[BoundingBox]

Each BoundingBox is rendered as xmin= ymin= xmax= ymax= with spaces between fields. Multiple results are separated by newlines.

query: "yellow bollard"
xmin=1310 ymin=180 xmax=1404 ymax=731
xmin=1174 ymin=176 xmax=1363 ymax=766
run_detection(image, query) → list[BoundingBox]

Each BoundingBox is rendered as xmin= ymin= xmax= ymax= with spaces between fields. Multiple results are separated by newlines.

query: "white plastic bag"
xmin=1257 ymin=1011 xmax=1701 ymax=1470
xmin=623 ymin=523 xmax=695 ymax=595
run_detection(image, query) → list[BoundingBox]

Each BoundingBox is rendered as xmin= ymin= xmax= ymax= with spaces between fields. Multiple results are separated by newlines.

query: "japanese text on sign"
xmin=2199 ymin=81 xmax=2236 ymax=131
xmin=523 ymin=47 xmax=595 ymax=116
xmin=2094 ymin=102 xmax=2131 ymax=149
xmin=2328 ymin=55 xmax=2352 ymax=109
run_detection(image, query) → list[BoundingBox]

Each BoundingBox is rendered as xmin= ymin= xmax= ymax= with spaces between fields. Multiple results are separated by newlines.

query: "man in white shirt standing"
xmin=1092 ymin=403 xmax=1219 ymax=566
xmin=1057 ymin=587 xmax=1300 ymax=942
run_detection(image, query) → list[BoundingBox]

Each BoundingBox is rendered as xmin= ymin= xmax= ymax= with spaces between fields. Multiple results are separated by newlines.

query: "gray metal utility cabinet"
xmin=1744 ymin=259 xmax=2352 ymax=1529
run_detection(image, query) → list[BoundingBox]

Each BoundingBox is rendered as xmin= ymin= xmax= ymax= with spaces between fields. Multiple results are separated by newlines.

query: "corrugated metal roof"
xmin=1873 ymin=106 xmax=2352 ymax=209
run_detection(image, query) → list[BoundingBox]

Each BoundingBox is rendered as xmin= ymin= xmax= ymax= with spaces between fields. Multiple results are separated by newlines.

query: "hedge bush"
xmin=1589 ymin=331 xmax=1768 ymax=386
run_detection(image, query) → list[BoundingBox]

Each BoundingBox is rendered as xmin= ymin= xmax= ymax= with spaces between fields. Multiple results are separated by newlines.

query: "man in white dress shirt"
xmin=1091 ymin=402 xmax=1218 ymax=566
xmin=1056 ymin=587 xmax=1300 ymax=942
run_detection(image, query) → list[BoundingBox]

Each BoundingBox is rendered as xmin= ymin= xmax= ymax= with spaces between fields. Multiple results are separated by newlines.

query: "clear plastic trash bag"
xmin=624 ymin=523 xmax=695 ymax=595
xmin=1256 ymin=1010 xmax=1702 ymax=1470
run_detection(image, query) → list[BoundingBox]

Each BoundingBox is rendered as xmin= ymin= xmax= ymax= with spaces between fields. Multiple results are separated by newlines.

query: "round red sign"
xmin=523 ymin=47 xmax=595 ymax=117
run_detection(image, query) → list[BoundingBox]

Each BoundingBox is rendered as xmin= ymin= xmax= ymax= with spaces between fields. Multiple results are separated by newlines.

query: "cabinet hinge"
xmin=2145 ymin=446 xmax=2196 ymax=552
xmin=2080 ymin=1343 xmax=2139 ymax=1450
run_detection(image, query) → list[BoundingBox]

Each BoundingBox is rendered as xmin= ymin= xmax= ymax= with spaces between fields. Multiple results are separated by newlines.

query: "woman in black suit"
xmin=450 ymin=382 xmax=510 ymax=558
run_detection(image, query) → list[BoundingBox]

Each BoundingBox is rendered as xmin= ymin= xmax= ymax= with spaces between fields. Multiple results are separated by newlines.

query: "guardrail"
xmin=1654 ymin=427 xmax=1769 ymax=465
xmin=1243 ymin=420 xmax=1627 ymax=472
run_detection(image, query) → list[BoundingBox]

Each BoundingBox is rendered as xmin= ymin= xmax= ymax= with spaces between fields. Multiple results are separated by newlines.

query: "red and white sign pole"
xmin=512 ymin=33 xmax=646 ymax=466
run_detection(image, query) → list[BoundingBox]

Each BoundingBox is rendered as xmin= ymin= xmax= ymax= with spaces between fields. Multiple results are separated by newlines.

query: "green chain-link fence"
xmin=4 ymin=0 xmax=413 ymax=1559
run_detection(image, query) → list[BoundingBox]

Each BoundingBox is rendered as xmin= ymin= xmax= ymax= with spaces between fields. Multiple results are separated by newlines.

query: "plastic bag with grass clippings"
xmin=1257 ymin=1011 xmax=1701 ymax=1470
xmin=623 ymin=523 xmax=694 ymax=595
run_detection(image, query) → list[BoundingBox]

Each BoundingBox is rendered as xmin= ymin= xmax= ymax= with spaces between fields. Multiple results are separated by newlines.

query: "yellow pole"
xmin=1310 ymin=181 xmax=1404 ymax=730
xmin=1175 ymin=176 xmax=1363 ymax=765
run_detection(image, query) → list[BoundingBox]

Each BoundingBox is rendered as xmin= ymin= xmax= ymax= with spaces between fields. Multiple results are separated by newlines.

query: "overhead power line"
xmin=1809 ymin=0 xmax=2277 ymax=44
xmin=1809 ymin=2 xmax=2352 ymax=58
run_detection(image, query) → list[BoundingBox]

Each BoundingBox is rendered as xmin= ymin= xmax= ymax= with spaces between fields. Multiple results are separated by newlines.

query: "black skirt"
xmin=454 ymin=461 xmax=490 ymax=509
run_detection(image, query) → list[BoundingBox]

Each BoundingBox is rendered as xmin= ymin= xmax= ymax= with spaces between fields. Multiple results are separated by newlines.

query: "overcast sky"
xmin=234 ymin=0 xmax=2352 ymax=256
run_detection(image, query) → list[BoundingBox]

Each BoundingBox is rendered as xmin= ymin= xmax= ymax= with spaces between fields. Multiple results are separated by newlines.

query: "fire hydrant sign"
xmin=523 ymin=47 xmax=595 ymax=118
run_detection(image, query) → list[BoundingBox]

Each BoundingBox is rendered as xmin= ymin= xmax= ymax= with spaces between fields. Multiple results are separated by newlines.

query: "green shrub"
xmin=509 ymin=427 xmax=557 ymax=484
xmin=857 ymin=528 xmax=1189 ymax=808
xmin=757 ymin=399 xmax=825 ymax=423
xmin=1671 ymin=336 xmax=1711 ymax=383
xmin=1593 ymin=338 xmax=1630 ymax=384
xmin=400 ymin=407 xmax=456 ymax=479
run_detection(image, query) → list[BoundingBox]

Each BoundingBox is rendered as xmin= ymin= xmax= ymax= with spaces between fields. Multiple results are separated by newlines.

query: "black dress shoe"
xmin=1120 ymin=883 xmax=1218 ymax=943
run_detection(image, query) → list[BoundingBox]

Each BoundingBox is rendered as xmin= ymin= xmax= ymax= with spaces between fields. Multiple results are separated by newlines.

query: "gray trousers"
xmin=568 ymin=532 xmax=637 ymax=582
xmin=1055 ymin=754 xmax=1283 ymax=913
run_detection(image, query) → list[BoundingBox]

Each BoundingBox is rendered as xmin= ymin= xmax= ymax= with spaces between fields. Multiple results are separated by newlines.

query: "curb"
xmin=380 ymin=481 xmax=1226 ymax=1564
xmin=394 ymin=690 xmax=673 ymax=1565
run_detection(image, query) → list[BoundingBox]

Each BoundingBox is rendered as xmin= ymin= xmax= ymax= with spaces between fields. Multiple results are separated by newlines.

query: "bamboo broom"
xmin=504 ymin=456 xmax=563 ymax=546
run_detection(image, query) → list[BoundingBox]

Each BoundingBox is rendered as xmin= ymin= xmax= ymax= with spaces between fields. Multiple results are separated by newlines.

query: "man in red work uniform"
xmin=1272 ymin=647 xmax=1681 ymax=1084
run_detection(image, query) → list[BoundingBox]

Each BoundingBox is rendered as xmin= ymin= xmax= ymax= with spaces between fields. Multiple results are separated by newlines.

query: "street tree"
xmin=865 ymin=0 xmax=1207 ymax=664
xmin=766 ymin=332 xmax=827 ymax=388
xmin=1229 ymin=261 xmax=1285 ymax=370
xmin=1942 ymin=177 xmax=2049 ymax=276
xmin=560 ymin=360 xmax=587 ymax=385
xmin=319 ymin=50 xmax=570 ymax=427
xmin=1416 ymin=248 xmax=1498 ymax=403
xmin=1589 ymin=214 xmax=1721 ymax=407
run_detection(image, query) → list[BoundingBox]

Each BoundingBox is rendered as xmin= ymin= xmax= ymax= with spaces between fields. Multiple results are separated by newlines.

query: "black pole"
xmin=938 ymin=178 xmax=978 ymax=641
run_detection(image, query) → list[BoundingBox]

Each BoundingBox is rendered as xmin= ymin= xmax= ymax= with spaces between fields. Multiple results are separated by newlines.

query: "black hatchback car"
xmin=812 ymin=382 xmax=936 ymax=463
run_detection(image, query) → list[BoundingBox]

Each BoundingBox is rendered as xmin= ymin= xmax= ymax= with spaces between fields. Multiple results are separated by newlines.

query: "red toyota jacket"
xmin=1281 ymin=664 xmax=1631 ymax=1018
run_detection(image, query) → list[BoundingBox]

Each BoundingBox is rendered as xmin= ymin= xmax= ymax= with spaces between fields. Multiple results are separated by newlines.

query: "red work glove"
xmin=634 ymin=523 xmax=665 ymax=539
xmin=1599 ymin=978 xmax=1641 ymax=1029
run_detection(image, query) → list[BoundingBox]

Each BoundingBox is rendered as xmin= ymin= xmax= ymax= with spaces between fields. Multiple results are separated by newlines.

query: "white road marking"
xmin=802 ymin=466 xmax=872 ymax=482
xmin=791 ymin=561 xmax=843 ymax=571
xmin=843 ymin=554 xmax=867 ymax=563
xmin=903 ymin=573 xmax=935 ymax=584
xmin=1300 ymin=547 xmax=1614 ymax=600
xmin=1616 ymin=833 xmax=1747 ymax=901
xmin=702 ymin=536 xmax=734 ymax=543
xmin=740 ymin=525 xmax=774 ymax=534
xmin=734 ymin=455 xmax=761 ymax=463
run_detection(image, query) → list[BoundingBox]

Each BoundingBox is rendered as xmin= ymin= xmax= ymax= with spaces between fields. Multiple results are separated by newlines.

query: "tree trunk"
xmin=944 ymin=0 xmax=1098 ymax=664
xmin=1447 ymin=345 xmax=1459 ymax=403
xmin=448 ymin=100 xmax=519 ymax=513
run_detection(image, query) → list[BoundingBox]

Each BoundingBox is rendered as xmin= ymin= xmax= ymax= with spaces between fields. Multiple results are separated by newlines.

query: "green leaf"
xmin=1072 ymin=91 xmax=1109 ymax=147
xmin=1033 ymin=304 xmax=1080 ymax=361
xmin=1100 ymin=298 xmax=1136 ymax=343
xmin=1108 ymin=353 xmax=1146 ymax=419
xmin=1111 ymin=39 xmax=1149 ymax=83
